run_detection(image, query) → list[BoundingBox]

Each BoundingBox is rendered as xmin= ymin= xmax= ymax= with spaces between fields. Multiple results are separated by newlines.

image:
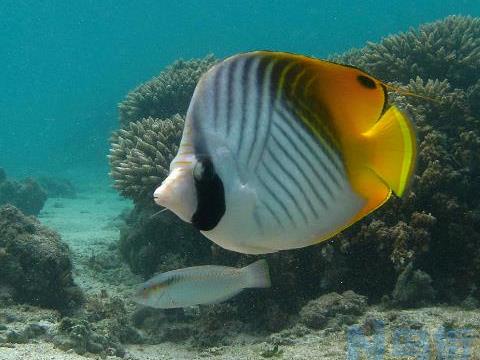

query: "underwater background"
xmin=1 ymin=0 xmax=479 ymax=177
xmin=2 ymin=1 xmax=480 ymax=359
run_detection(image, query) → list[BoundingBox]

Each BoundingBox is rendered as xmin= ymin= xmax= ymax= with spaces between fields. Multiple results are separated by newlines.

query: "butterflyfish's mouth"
xmin=153 ymin=167 xmax=197 ymax=223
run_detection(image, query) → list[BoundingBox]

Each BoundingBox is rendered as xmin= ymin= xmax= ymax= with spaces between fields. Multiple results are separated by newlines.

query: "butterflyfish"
xmin=134 ymin=259 xmax=271 ymax=308
xmin=153 ymin=51 xmax=416 ymax=254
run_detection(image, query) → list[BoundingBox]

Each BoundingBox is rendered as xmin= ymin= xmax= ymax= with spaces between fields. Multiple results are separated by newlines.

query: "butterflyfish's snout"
xmin=153 ymin=166 xmax=197 ymax=224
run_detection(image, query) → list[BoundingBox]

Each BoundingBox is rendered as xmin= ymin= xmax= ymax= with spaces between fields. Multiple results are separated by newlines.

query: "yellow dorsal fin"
xmin=252 ymin=51 xmax=388 ymax=134
xmin=362 ymin=105 xmax=417 ymax=197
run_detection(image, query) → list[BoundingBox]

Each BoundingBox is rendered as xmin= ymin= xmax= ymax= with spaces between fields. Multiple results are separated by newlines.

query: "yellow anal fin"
xmin=362 ymin=106 xmax=417 ymax=197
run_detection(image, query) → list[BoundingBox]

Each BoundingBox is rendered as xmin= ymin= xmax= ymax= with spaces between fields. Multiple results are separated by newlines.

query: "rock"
xmin=55 ymin=307 xmax=131 ymax=357
xmin=299 ymin=291 xmax=368 ymax=330
xmin=37 ymin=177 xmax=76 ymax=198
xmin=23 ymin=323 xmax=47 ymax=339
xmin=0 ymin=205 xmax=82 ymax=309
xmin=392 ymin=263 xmax=436 ymax=307
xmin=6 ymin=330 xmax=27 ymax=344
xmin=0 ymin=285 xmax=14 ymax=305
xmin=0 ymin=175 xmax=47 ymax=216
xmin=260 ymin=344 xmax=284 ymax=358
xmin=461 ymin=295 xmax=479 ymax=310
xmin=86 ymin=340 xmax=104 ymax=354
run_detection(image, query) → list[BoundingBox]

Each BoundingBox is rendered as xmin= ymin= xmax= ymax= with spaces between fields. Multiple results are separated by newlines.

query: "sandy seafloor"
xmin=1 ymin=177 xmax=480 ymax=359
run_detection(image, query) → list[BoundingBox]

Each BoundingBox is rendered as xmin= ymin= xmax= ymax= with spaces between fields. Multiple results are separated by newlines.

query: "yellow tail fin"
xmin=362 ymin=106 xmax=416 ymax=197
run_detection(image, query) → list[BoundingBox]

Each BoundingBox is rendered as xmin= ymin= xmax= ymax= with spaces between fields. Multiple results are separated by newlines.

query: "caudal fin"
xmin=363 ymin=106 xmax=416 ymax=197
xmin=241 ymin=259 xmax=271 ymax=288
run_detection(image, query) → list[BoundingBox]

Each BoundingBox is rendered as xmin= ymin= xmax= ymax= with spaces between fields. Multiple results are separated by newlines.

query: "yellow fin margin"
xmin=362 ymin=105 xmax=417 ymax=197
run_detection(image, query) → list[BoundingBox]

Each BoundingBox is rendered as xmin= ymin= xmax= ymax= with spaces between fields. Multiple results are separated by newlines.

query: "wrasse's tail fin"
xmin=242 ymin=259 xmax=271 ymax=288
xmin=363 ymin=105 xmax=417 ymax=197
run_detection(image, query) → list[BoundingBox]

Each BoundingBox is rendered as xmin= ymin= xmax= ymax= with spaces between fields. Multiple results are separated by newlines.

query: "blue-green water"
xmin=1 ymin=0 xmax=479 ymax=178
xmin=1 ymin=3 xmax=480 ymax=358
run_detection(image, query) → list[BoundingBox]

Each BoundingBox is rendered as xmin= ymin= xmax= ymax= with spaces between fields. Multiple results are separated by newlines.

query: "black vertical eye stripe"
xmin=191 ymin=157 xmax=226 ymax=231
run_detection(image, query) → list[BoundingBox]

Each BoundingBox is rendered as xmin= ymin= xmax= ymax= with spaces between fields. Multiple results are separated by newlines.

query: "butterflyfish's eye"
xmin=194 ymin=157 xmax=215 ymax=182
xmin=357 ymin=75 xmax=377 ymax=89
xmin=193 ymin=162 xmax=204 ymax=181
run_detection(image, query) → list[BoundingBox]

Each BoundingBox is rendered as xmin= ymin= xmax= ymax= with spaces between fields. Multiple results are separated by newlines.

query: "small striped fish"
xmin=154 ymin=51 xmax=416 ymax=254
xmin=134 ymin=260 xmax=270 ymax=309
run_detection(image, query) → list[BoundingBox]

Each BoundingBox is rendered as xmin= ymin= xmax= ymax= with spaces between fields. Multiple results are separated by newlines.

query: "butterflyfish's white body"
xmin=154 ymin=51 xmax=416 ymax=254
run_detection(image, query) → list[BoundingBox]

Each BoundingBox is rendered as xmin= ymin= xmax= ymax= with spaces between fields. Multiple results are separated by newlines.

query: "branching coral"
xmin=118 ymin=55 xmax=217 ymax=127
xmin=389 ymin=77 xmax=472 ymax=133
xmin=336 ymin=15 xmax=480 ymax=89
xmin=108 ymin=115 xmax=184 ymax=203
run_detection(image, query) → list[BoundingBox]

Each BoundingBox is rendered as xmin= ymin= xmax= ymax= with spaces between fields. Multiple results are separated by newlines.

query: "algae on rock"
xmin=0 ymin=169 xmax=47 ymax=216
xmin=0 ymin=205 xmax=82 ymax=309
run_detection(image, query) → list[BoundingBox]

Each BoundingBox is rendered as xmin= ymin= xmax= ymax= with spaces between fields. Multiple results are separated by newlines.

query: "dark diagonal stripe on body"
xmin=273 ymin=108 xmax=340 ymax=198
xmin=212 ymin=65 xmax=224 ymax=130
xmin=225 ymin=59 xmax=238 ymax=136
xmin=267 ymin=146 xmax=318 ymax=219
xmin=246 ymin=58 xmax=268 ymax=165
xmin=254 ymin=60 xmax=290 ymax=172
xmin=259 ymin=199 xmax=284 ymax=229
xmin=237 ymin=56 xmax=255 ymax=154
xmin=261 ymin=158 xmax=308 ymax=224
xmin=290 ymin=101 xmax=344 ymax=173
xmin=270 ymin=133 xmax=326 ymax=211
xmin=257 ymin=172 xmax=296 ymax=227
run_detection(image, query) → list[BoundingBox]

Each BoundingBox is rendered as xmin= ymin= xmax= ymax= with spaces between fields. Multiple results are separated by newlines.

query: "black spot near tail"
xmin=357 ymin=75 xmax=376 ymax=89
xmin=191 ymin=156 xmax=226 ymax=231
